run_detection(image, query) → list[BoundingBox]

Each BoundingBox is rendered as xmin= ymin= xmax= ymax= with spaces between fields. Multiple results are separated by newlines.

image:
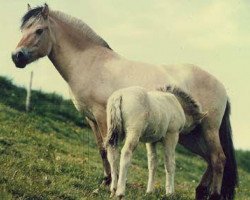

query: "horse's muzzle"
xmin=11 ymin=50 xmax=28 ymax=68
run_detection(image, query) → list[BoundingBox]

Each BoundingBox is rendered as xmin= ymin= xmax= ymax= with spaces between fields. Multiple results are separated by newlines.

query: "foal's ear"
xmin=41 ymin=3 xmax=49 ymax=19
xmin=27 ymin=3 xmax=31 ymax=11
xmin=198 ymin=112 xmax=208 ymax=121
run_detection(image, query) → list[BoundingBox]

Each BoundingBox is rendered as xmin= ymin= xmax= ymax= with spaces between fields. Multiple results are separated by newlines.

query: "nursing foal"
xmin=105 ymin=86 xmax=206 ymax=199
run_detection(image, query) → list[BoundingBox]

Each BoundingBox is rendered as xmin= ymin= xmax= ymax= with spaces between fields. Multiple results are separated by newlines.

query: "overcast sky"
xmin=0 ymin=0 xmax=249 ymax=150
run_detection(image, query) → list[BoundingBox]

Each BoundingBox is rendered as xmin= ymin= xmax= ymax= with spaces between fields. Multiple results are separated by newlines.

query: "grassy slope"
xmin=0 ymin=77 xmax=249 ymax=200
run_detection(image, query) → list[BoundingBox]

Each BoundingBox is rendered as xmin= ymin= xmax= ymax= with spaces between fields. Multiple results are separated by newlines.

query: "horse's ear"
xmin=27 ymin=3 xmax=31 ymax=11
xmin=41 ymin=3 xmax=49 ymax=19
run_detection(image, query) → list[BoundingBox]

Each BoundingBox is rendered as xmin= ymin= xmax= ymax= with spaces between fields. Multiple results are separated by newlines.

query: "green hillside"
xmin=0 ymin=77 xmax=249 ymax=200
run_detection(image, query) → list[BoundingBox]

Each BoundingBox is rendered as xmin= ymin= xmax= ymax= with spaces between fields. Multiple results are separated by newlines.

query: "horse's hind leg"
xmin=146 ymin=142 xmax=157 ymax=193
xmin=162 ymin=132 xmax=179 ymax=195
xmin=107 ymin=145 xmax=119 ymax=197
xmin=85 ymin=117 xmax=111 ymax=185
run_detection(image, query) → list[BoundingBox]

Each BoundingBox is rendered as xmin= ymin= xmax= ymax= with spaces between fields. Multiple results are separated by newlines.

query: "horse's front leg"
xmin=107 ymin=145 xmax=119 ymax=197
xmin=179 ymin=126 xmax=211 ymax=199
xmin=195 ymin=166 xmax=212 ymax=200
xmin=146 ymin=142 xmax=157 ymax=193
xmin=85 ymin=117 xmax=111 ymax=185
xmin=203 ymin=129 xmax=226 ymax=200
xmin=163 ymin=132 xmax=179 ymax=195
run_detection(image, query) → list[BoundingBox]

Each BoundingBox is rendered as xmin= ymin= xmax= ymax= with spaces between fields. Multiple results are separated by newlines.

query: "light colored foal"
xmin=105 ymin=86 xmax=205 ymax=199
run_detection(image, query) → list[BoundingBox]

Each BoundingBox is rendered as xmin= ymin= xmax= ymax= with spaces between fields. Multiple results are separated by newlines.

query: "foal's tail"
xmin=219 ymin=101 xmax=238 ymax=200
xmin=104 ymin=95 xmax=124 ymax=148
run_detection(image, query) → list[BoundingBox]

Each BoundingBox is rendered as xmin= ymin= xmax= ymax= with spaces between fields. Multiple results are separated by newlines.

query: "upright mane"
xmin=20 ymin=5 xmax=112 ymax=50
xmin=158 ymin=85 xmax=206 ymax=124
xmin=21 ymin=6 xmax=43 ymax=28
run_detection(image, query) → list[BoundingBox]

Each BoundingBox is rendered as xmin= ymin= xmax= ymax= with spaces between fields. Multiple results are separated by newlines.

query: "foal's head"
xmin=159 ymin=85 xmax=207 ymax=132
xmin=12 ymin=4 xmax=53 ymax=68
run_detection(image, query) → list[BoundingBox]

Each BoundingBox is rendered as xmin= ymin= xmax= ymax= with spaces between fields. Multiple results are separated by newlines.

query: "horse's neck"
xmin=48 ymin=12 xmax=115 ymax=83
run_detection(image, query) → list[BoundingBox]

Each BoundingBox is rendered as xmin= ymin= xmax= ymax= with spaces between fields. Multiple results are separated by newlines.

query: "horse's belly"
xmin=69 ymin=87 xmax=95 ymax=121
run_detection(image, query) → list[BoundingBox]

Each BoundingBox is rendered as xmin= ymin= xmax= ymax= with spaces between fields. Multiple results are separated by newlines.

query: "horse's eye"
xmin=35 ymin=29 xmax=43 ymax=35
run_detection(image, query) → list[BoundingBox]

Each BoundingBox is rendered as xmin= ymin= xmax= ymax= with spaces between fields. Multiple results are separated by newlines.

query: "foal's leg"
xmin=162 ymin=132 xmax=179 ymax=195
xmin=116 ymin=132 xmax=140 ymax=199
xmin=85 ymin=117 xmax=111 ymax=185
xmin=107 ymin=145 xmax=119 ymax=197
xmin=146 ymin=142 xmax=157 ymax=193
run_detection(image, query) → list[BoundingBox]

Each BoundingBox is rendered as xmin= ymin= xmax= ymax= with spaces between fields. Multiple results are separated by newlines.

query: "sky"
xmin=0 ymin=0 xmax=250 ymax=150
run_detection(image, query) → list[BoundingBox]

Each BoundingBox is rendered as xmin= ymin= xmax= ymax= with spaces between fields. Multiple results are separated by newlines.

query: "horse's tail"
xmin=219 ymin=100 xmax=238 ymax=200
xmin=104 ymin=94 xmax=124 ymax=148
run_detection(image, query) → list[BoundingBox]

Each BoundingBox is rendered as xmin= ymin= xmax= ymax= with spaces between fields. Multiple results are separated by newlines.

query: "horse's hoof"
xmin=208 ymin=193 xmax=221 ymax=200
xmin=195 ymin=185 xmax=209 ymax=200
xmin=101 ymin=175 xmax=112 ymax=186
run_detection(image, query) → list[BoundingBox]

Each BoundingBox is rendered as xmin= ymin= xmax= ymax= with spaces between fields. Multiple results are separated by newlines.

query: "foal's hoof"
xmin=110 ymin=189 xmax=116 ymax=198
xmin=146 ymin=189 xmax=154 ymax=194
xmin=161 ymin=194 xmax=174 ymax=200
xmin=110 ymin=193 xmax=115 ymax=198
xmin=92 ymin=188 xmax=99 ymax=194
xmin=195 ymin=185 xmax=209 ymax=200
xmin=116 ymin=195 xmax=125 ymax=200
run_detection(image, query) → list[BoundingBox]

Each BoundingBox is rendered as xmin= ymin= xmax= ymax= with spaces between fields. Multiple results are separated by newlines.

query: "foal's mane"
xmin=21 ymin=5 xmax=112 ymax=50
xmin=158 ymin=85 xmax=204 ymax=122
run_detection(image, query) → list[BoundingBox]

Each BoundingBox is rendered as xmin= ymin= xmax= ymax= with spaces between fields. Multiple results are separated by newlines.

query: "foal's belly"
xmin=139 ymin=134 xmax=162 ymax=143
xmin=140 ymin=125 xmax=166 ymax=143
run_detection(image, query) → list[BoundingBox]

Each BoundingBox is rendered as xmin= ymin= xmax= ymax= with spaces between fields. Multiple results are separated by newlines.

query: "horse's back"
xmin=161 ymin=63 xmax=228 ymax=129
xmin=162 ymin=64 xmax=227 ymax=107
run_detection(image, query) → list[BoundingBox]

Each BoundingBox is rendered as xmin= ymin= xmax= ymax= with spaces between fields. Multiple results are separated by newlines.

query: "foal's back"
xmin=111 ymin=86 xmax=185 ymax=142
xmin=142 ymin=90 xmax=185 ymax=142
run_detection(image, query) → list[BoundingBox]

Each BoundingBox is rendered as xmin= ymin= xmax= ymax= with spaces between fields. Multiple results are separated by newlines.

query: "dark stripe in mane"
xmin=21 ymin=6 xmax=43 ymax=29
xmin=159 ymin=85 xmax=203 ymax=121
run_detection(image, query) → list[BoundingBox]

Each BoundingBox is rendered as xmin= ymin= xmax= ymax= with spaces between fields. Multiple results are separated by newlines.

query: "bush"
xmin=0 ymin=76 xmax=84 ymax=127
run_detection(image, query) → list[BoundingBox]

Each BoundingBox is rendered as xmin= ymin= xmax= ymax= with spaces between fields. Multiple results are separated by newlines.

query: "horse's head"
xmin=12 ymin=4 xmax=53 ymax=68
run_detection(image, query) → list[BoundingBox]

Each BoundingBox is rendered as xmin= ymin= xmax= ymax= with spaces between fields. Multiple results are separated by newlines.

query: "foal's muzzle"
xmin=11 ymin=50 xmax=29 ymax=68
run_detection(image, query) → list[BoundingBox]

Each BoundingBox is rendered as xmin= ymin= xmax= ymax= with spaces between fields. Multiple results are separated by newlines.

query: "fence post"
xmin=26 ymin=71 xmax=33 ymax=112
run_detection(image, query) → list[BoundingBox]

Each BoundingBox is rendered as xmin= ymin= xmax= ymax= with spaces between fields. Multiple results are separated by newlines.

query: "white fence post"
xmin=26 ymin=71 xmax=33 ymax=112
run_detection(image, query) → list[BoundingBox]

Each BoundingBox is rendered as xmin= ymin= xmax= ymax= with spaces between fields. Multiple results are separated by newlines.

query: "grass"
xmin=0 ymin=76 xmax=249 ymax=199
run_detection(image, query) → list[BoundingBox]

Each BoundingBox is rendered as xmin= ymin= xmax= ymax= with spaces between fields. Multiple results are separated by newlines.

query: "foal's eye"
xmin=35 ymin=29 xmax=43 ymax=35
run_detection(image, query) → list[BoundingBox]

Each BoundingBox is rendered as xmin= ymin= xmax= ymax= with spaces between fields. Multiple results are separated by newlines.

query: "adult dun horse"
xmin=11 ymin=4 xmax=237 ymax=200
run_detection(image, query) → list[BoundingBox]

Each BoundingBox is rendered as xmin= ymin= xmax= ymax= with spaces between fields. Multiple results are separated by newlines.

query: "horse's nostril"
xmin=16 ymin=51 xmax=24 ymax=59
